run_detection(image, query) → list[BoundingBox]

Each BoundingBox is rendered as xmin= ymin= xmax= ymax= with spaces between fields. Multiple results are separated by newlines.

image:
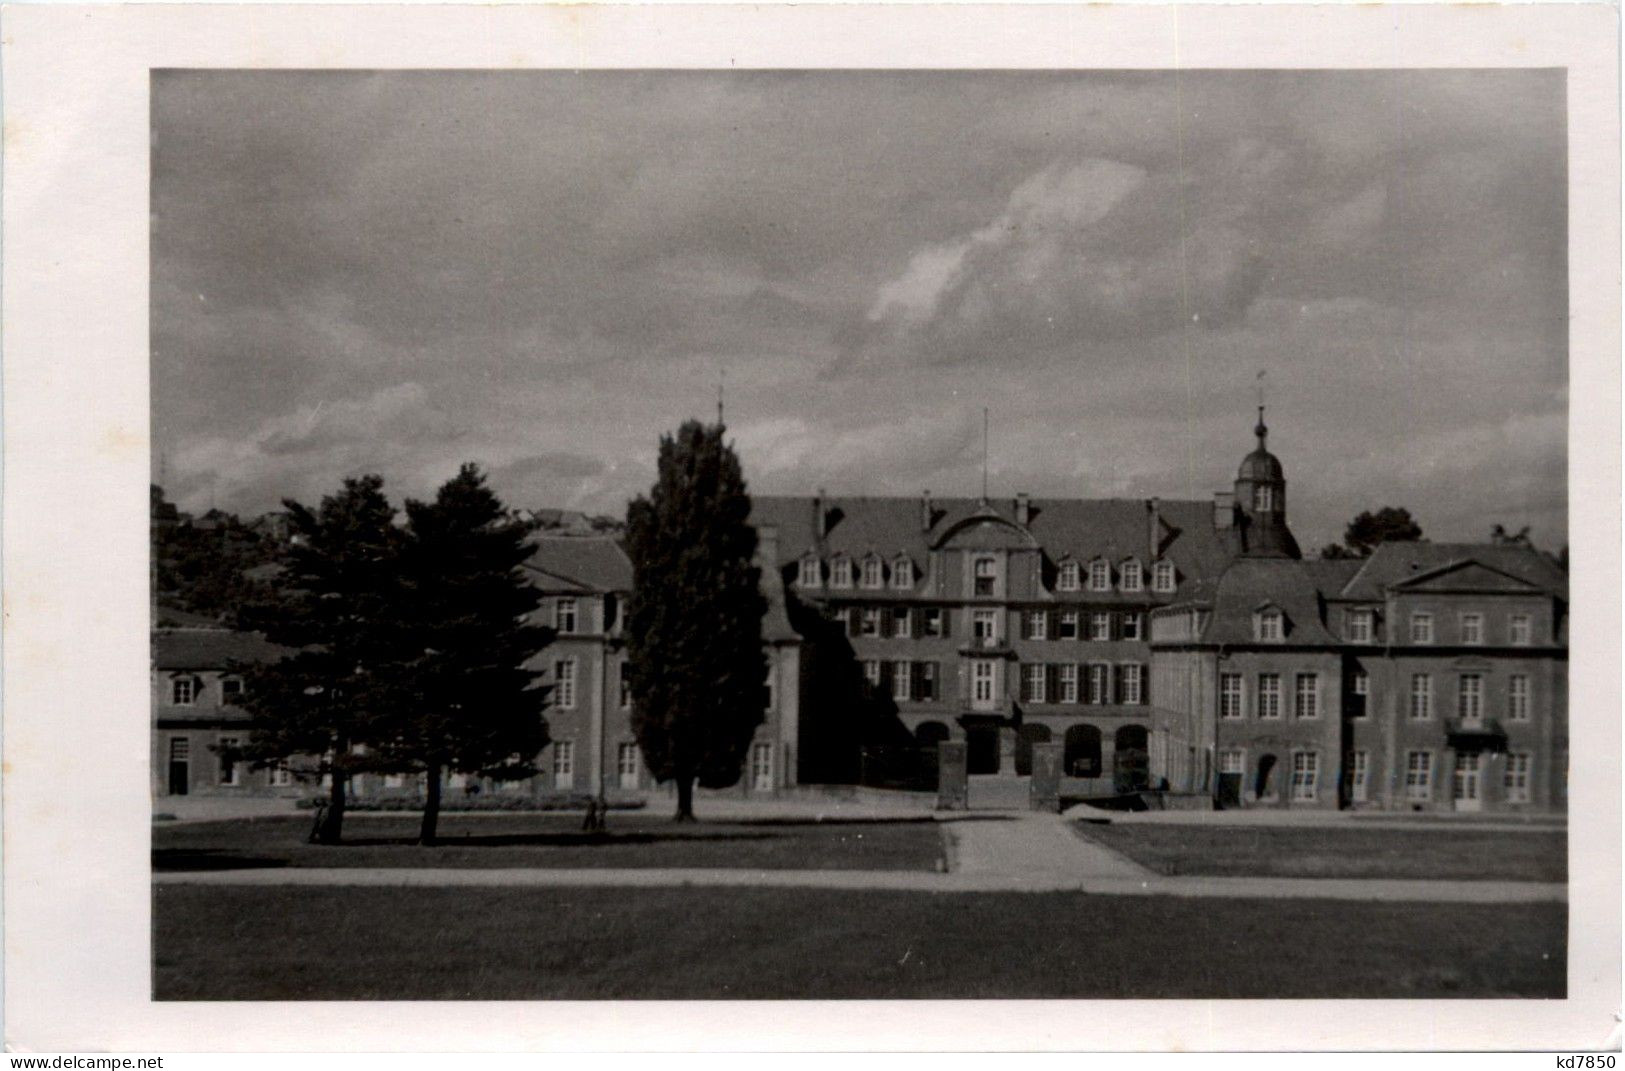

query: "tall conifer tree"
xmin=625 ymin=420 xmax=768 ymax=821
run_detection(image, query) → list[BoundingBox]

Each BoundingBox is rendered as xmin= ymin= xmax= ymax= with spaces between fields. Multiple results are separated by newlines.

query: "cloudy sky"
xmin=152 ymin=69 xmax=1567 ymax=552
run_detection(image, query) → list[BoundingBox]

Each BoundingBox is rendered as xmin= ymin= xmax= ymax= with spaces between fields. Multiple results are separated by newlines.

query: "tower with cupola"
xmin=1232 ymin=407 xmax=1300 ymax=559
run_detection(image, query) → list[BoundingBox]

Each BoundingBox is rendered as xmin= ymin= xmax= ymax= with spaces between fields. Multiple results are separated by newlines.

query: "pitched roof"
xmin=524 ymin=536 xmax=633 ymax=593
xmin=749 ymin=495 xmax=1239 ymax=590
xmin=152 ymin=628 xmax=291 ymax=670
xmin=1337 ymin=542 xmax=1568 ymax=601
xmin=1198 ymin=558 xmax=1341 ymax=646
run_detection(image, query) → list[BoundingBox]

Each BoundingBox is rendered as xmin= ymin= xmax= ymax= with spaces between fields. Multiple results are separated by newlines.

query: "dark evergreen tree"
xmin=625 ymin=421 xmax=768 ymax=821
xmin=1342 ymin=507 xmax=1424 ymax=557
xmin=1317 ymin=542 xmax=1357 ymax=560
xmin=233 ymin=475 xmax=404 ymax=844
xmin=379 ymin=464 xmax=554 ymax=845
xmin=151 ymin=484 xmax=282 ymax=622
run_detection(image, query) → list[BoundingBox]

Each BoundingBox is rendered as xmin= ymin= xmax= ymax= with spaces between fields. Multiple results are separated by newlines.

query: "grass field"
xmin=153 ymin=884 xmax=1566 ymax=999
xmin=152 ymin=814 xmax=948 ymax=872
xmin=1072 ymin=823 xmax=1567 ymax=882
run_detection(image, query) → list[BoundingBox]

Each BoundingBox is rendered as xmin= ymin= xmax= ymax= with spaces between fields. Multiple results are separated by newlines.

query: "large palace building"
xmin=152 ymin=412 xmax=1567 ymax=813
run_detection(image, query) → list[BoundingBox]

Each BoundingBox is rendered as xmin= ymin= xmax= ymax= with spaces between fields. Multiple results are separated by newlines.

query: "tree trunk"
xmin=675 ymin=775 xmax=696 ymax=822
xmin=317 ymin=768 xmax=346 ymax=844
xmin=421 ymin=763 xmax=442 ymax=845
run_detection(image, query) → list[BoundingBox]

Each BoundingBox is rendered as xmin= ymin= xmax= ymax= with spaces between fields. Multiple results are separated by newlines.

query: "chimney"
xmin=812 ymin=488 xmax=828 ymax=539
xmin=920 ymin=490 xmax=934 ymax=532
xmin=1014 ymin=492 xmax=1031 ymax=526
xmin=1213 ymin=491 xmax=1234 ymax=530
xmin=1148 ymin=497 xmax=1161 ymax=560
xmin=756 ymin=523 xmax=780 ymax=570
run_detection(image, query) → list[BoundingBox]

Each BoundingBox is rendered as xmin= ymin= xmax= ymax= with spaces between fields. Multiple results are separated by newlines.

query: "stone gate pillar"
xmin=1030 ymin=742 xmax=1063 ymax=813
xmin=937 ymin=740 xmax=968 ymax=811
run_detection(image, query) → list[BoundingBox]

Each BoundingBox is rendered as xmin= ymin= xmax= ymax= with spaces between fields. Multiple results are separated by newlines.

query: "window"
xmin=1059 ymin=664 xmax=1079 ymax=704
xmin=1118 ymin=664 xmax=1144 ymax=705
xmin=914 ymin=661 xmax=940 ymax=702
xmin=1508 ymin=674 xmax=1530 ymax=721
xmin=1219 ymin=673 xmax=1244 ymax=719
xmin=1294 ymin=673 xmax=1319 ymax=719
xmin=221 ymin=678 xmax=244 ymax=704
xmin=1257 ymin=673 xmax=1282 ymax=719
xmin=1457 ymin=673 xmax=1484 ymax=724
xmin=1461 ymin=613 xmax=1484 ymax=645
xmin=860 ymin=607 xmax=881 ymax=637
xmin=972 ymin=609 xmax=999 ymax=648
xmin=1410 ymin=612 xmax=1434 ymax=644
xmin=891 ymin=606 xmax=912 ymax=638
xmin=1088 ymin=560 xmax=1111 ymax=592
xmin=1254 ymin=485 xmax=1274 ymax=511
xmin=618 ymin=742 xmax=640 ymax=789
xmin=1505 ymin=752 xmax=1532 ymax=803
xmin=892 ymin=558 xmax=913 ymax=589
xmin=1086 ymin=663 xmax=1109 ymax=704
xmin=971 ymin=660 xmax=997 ymax=705
xmin=1509 ymin=613 xmax=1532 ymax=646
xmin=830 ymin=558 xmax=852 ymax=588
xmin=1058 ymin=561 xmax=1080 ymax=592
xmin=799 ymin=557 xmax=821 ymax=588
xmin=765 ymin=665 xmax=776 ymax=711
xmin=973 ymin=557 xmax=998 ymax=596
xmin=863 ymin=660 xmax=882 ymax=687
xmin=384 ymin=773 xmax=405 ymax=789
xmin=1120 ymin=560 xmax=1143 ymax=592
xmin=751 ymin=743 xmax=774 ymax=790
xmin=1353 ymin=669 xmax=1369 ymax=696
xmin=1026 ymin=611 xmax=1047 ymax=641
xmin=1350 ymin=669 xmax=1369 ymax=719
xmin=1119 ymin=613 xmax=1142 ymax=642
xmin=554 ymin=659 xmax=576 ymax=710
xmin=217 ymin=736 xmax=240 ymax=786
xmin=1153 ymin=560 xmax=1176 ymax=594
xmin=1346 ymin=609 xmax=1373 ymax=643
xmin=922 ymin=608 xmax=945 ymax=637
xmin=172 ymin=678 xmax=196 ymax=705
xmin=1058 ymin=611 xmax=1079 ymax=639
xmin=1291 ymin=752 xmax=1318 ymax=800
xmin=1405 ymin=751 xmax=1433 ymax=800
xmin=619 ymin=662 xmax=632 ymax=708
xmin=556 ymin=597 xmax=578 ymax=634
xmin=1089 ymin=612 xmax=1111 ymax=642
xmin=1256 ymin=608 xmax=1283 ymax=642
xmin=1022 ymin=663 xmax=1047 ymax=704
xmin=1409 ymin=673 xmax=1432 ymax=720
xmin=268 ymin=763 xmax=292 ymax=787
xmin=552 ymin=741 xmax=575 ymax=790
xmin=861 ymin=558 xmax=884 ymax=589
xmin=892 ymin=660 xmax=912 ymax=701
xmin=1219 ymin=750 xmax=1245 ymax=775
xmin=1348 ymin=750 xmax=1369 ymax=802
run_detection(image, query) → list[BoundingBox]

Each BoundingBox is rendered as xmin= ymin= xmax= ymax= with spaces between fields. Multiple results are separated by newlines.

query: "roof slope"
xmin=750 ymin=495 xmax=1239 ymax=587
xmin=1338 ymin=542 xmax=1567 ymax=601
xmin=1199 ymin=558 xmax=1341 ymax=646
xmin=153 ymin=628 xmax=291 ymax=670
xmin=524 ymin=536 xmax=633 ymax=592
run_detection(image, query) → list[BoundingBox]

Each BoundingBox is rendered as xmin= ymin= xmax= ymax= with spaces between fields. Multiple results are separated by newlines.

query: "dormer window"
xmin=172 ymin=677 xmax=198 ymax=705
xmin=798 ymin=556 xmax=821 ymax=588
xmin=891 ymin=557 xmax=913 ymax=590
xmin=1256 ymin=607 xmax=1284 ymax=642
xmin=830 ymin=557 xmax=853 ymax=589
xmin=1120 ymin=559 xmax=1143 ymax=592
xmin=973 ymin=557 xmax=998 ymax=597
xmin=861 ymin=558 xmax=884 ymax=590
xmin=1088 ymin=560 xmax=1111 ymax=592
xmin=1057 ymin=561 xmax=1080 ymax=592
xmin=1253 ymin=485 xmax=1275 ymax=511
xmin=1152 ymin=560 xmax=1176 ymax=594
xmin=556 ymin=597 xmax=578 ymax=634
xmin=221 ymin=677 xmax=244 ymax=704
xmin=1346 ymin=608 xmax=1374 ymax=644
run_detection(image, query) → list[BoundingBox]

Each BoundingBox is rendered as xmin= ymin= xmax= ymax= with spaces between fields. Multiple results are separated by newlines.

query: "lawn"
xmin=153 ymin=884 xmax=1566 ymax=999
xmin=1072 ymin=823 xmax=1567 ymax=882
xmin=152 ymin=814 xmax=947 ymax=872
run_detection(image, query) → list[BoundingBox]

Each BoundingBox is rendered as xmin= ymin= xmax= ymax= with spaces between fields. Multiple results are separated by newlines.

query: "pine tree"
xmin=381 ymin=464 xmax=554 ymax=845
xmin=625 ymin=420 xmax=769 ymax=821
xmin=233 ymin=475 xmax=404 ymax=844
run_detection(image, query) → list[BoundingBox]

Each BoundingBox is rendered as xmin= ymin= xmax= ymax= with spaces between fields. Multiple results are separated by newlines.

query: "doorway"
xmin=167 ymin=737 xmax=190 ymax=796
xmin=1113 ymin=725 xmax=1150 ymax=793
xmin=1014 ymin=724 xmax=1051 ymax=776
xmin=966 ymin=726 xmax=1000 ymax=775
xmin=1452 ymin=752 xmax=1483 ymax=812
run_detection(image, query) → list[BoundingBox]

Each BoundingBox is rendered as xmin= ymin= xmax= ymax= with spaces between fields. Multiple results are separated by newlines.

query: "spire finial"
xmin=717 ymin=368 xmax=725 ymax=427
xmin=1255 ymin=369 xmax=1268 ymax=444
xmin=981 ymin=407 xmax=990 ymax=504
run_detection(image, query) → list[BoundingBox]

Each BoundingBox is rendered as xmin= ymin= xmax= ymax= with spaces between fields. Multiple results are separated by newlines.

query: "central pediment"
xmin=1390 ymin=559 xmax=1541 ymax=594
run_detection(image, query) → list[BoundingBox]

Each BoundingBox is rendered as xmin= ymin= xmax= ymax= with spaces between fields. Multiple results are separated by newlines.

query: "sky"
xmin=152 ymin=69 xmax=1568 ymax=553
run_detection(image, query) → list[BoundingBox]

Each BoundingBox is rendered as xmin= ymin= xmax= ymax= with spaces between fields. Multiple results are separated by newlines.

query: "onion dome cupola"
xmin=1232 ymin=407 xmax=1300 ymax=559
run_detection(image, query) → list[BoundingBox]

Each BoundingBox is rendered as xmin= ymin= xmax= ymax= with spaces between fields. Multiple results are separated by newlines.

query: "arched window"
xmin=1120 ymin=558 xmax=1143 ymax=592
xmin=830 ymin=556 xmax=852 ymax=588
xmin=798 ymin=556 xmax=822 ymax=588
xmin=1254 ymin=485 xmax=1275 ymax=512
xmin=1064 ymin=725 xmax=1102 ymax=778
xmin=1255 ymin=753 xmax=1279 ymax=800
xmin=892 ymin=556 xmax=914 ymax=589
xmin=1015 ymin=724 xmax=1052 ymax=777
xmin=861 ymin=557 xmax=884 ymax=589
xmin=1057 ymin=561 xmax=1080 ymax=592
xmin=1088 ymin=559 xmax=1111 ymax=592
xmin=1153 ymin=560 xmax=1176 ymax=594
